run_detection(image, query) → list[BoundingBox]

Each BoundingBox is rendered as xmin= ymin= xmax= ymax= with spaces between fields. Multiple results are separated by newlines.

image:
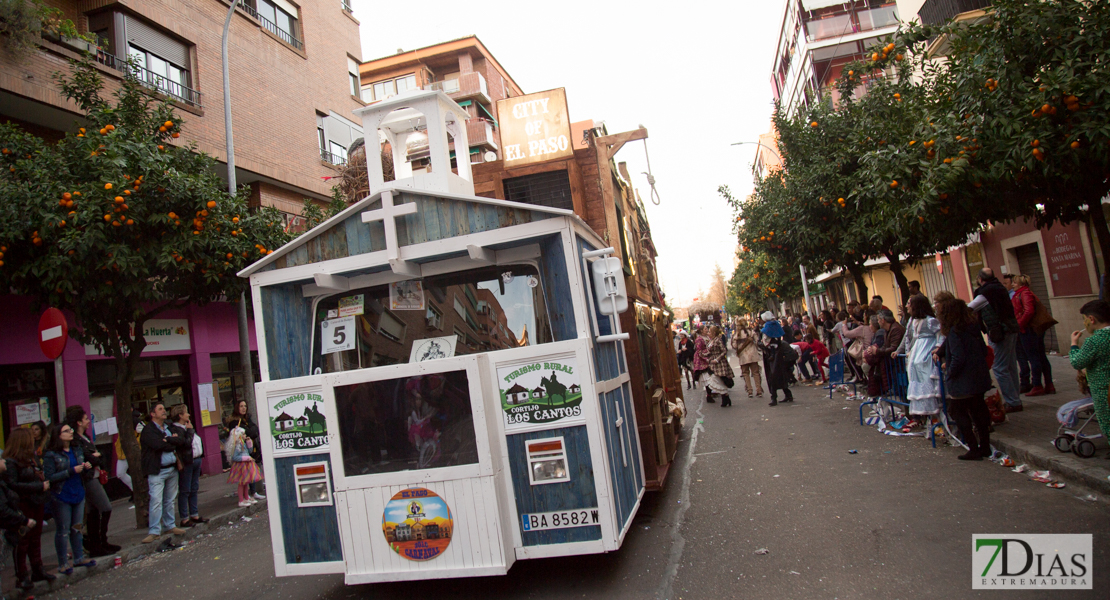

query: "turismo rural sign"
xmin=268 ymin=389 xmax=328 ymax=456
xmin=497 ymin=356 xmax=584 ymax=431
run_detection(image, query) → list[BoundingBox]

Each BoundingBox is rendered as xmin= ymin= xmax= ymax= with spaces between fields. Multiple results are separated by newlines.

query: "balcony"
xmin=239 ymin=1 xmax=304 ymax=50
xmin=425 ymin=72 xmax=489 ymax=104
xmin=465 ymin=120 xmax=497 ymax=150
xmin=918 ymin=0 xmax=992 ymax=26
xmin=805 ymin=5 xmax=900 ymax=41
xmin=95 ymin=50 xmax=202 ymax=107
xmin=320 ymin=149 xmax=347 ymax=166
xmin=341 ymin=0 xmax=353 ymax=13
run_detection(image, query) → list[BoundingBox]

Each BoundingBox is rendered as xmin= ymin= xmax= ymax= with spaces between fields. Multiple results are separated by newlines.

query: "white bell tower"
xmin=354 ymin=89 xmax=474 ymax=197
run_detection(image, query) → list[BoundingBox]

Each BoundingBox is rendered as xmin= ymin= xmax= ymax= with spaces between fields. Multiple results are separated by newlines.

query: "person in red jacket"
xmin=1011 ymin=274 xmax=1055 ymax=396
xmin=805 ymin=334 xmax=831 ymax=383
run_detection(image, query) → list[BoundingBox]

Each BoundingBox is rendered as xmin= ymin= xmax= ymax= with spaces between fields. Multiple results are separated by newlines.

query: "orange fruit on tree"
xmin=104 ymin=183 xmax=113 ymax=190
xmin=1071 ymin=141 xmax=1080 ymax=149
xmin=164 ymin=121 xmax=173 ymax=128
xmin=158 ymin=126 xmax=167 ymax=133
xmin=810 ymin=121 xmax=818 ymax=128
xmin=872 ymin=52 xmax=879 ymax=61
xmin=890 ymin=180 xmax=898 ymax=188
xmin=172 ymin=132 xmax=180 ymax=139
xmin=206 ymin=200 xmax=216 ymax=209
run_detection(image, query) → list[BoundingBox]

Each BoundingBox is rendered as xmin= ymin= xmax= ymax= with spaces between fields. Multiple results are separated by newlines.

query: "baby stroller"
xmin=1054 ymin=398 xmax=1102 ymax=458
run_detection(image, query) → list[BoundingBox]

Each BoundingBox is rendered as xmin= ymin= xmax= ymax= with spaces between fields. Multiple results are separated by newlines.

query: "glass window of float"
xmin=312 ymin=264 xmax=553 ymax=374
xmin=334 ymin=370 xmax=479 ymax=476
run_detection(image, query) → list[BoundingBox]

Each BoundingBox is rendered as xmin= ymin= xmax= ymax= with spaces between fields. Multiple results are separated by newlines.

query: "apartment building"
xmin=0 ymin=0 xmax=363 ymax=472
xmin=1 ymin=0 xmax=364 ymax=222
xmin=358 ymin=36 xmax=522 ymax=165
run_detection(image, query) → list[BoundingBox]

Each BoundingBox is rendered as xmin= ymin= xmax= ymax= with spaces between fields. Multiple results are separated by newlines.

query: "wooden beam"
xmin=595 ymin=128 xmax=648 ymax=160
xmin=466 ymin=244 xmax=496 ymax=263
xmin=313 ymin=273 xmax=349 ymax=291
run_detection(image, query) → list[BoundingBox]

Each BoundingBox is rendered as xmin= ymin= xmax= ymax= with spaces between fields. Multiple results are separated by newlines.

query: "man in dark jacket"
xmin=140 ymin=402 xmax=188 ymax=544
xmin=877 ymin=310 xmax=906 ymax=356
xmin=970 ymin=268 xmax=1022 ymax=411
xmin=759 ymin=318 xmax=795 ymax=406
xmin=0 ymin=459 xmax=35 ymax=577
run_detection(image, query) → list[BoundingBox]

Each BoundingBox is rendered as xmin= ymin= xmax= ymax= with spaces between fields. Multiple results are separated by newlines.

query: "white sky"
xmin=350 ymin=0 xmax=786 ymax=308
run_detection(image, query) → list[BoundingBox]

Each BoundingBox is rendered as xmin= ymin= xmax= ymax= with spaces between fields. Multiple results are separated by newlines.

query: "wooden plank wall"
xmin=539 ymin=234 xmax=576 ymax=342
xmin=335 ymin=476 xmax=507 ymax=576
xmin=262 ymin=285 xmax=316 ymax=380
xmin=275 ymin=454 xmax=344 ymax=564
xmin=596 ymin=384 xmax=643 ymax=532
xmin=577 ymin=236 xmax=623 ymax=382
xmin=271 ymin=193 xmax=552 ymax=271
xmin=505 ymin=425 xmax=602 ymax=547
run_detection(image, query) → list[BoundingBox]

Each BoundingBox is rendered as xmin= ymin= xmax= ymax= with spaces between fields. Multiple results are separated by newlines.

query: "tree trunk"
xmin=1088 ymin=201 xmax=1110 ymax=299
xmin=115 ymin=324 xmax=150 ymax=529
xmin=846 ymin=263 xmax=869 ymax=305
xmin=885 ymin=252 xmax=912 ymax=314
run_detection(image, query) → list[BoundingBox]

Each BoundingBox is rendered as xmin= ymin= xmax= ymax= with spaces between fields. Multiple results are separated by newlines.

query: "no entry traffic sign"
xmin=38 ymin=308 xmax=68 ymax=360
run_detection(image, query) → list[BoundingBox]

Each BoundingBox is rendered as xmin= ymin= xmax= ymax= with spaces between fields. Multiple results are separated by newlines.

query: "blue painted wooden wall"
xmin=596 ymin=383 xmax=643 ymax=532
xmin=506 ymin=426 xmax=602 ymax=546
xmin=577 ymin=236 xmax=626 ymax=382
xmin=272 ymin=192 xmax=552 ymax=270
xmin=539 ymin=234 xmax=576 ymax=342
xmin=274 ymin=454 xmax=343 ymax=564
xmin=260 ymin=285 xmax=315 ymax=381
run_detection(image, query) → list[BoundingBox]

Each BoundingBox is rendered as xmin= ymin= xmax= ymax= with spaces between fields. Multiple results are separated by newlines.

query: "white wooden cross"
xmin=361 ymin=190 xmax=420 ymax=276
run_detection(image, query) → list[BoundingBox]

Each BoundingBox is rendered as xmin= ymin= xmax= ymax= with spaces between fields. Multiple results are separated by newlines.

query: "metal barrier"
xmin=858 ymin=355 xmax=951 ymax=449
xmin=823 ymin=349 xmax=857 ymax=399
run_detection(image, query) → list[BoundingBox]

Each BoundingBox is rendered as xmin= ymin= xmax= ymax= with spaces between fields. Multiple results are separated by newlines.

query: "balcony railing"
xmin=321 ymin=149 xmax=347 ymax=165
xmin=424 ymin=72 xmax=489 ymax=102
xmin=918 ymin=0 xmax=992 ymax=26
xmin=341 ymin=0 xmax=352 ymax=13
xmin=95 ymin=50 xmax=203 ymax=107
xmin=805 ymin=5 xmax=900 ymax=41
xmin=239 ymin=1 xmax=304 ymax=50
xmin=425 ymin=79 xmax=461 ymax=94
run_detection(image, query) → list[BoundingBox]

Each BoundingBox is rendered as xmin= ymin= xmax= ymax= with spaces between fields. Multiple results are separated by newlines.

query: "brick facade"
xmin=1 ymin=0 xmax=363 ymax=207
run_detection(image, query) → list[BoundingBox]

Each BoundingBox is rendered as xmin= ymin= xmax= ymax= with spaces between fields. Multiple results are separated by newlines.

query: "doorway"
xmin=1013 ymin=243 xmax=1058 ymax=352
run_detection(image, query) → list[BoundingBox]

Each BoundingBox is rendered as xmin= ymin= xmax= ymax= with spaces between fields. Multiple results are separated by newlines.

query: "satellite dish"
xmin=484 ymin=151 xmax=497 ymax=162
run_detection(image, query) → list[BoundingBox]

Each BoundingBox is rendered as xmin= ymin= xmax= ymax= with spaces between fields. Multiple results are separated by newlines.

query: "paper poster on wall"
xmin=408 ymin=336 xmax=458 ymax=363
xmin=338 ymin=294 xmax=365 ymax=317
xmin=382 ymin=488 xmax=453 ymax=561
xmin=14 ymin=402 xmax=40 ymax=426
xmin=389 ymin=280 xmax=425 ymax=311
xmin=497 ymin=355 xmax=584 ymax=431
xmin=321 ymin=316 xmax=357 ymax=355
xmin=269 ymin=389 xmax=328 ymax=456
xmin=38 ymin=397 xmax=51 ymax=425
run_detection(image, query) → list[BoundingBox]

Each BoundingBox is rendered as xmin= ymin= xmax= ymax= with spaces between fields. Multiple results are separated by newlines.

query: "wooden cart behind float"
xmin=239 ymin=90 xmax=654 ymax=584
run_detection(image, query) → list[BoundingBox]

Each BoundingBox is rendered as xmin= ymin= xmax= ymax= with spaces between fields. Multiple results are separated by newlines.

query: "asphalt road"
xmin=42 ymin=364 xmax=1110 ymax=600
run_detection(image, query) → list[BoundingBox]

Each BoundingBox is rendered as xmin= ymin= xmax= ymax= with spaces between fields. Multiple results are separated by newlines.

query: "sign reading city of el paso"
xmin=496 ymin=88 xmax=573 ymax=168
xmin=497 ymin=355 xmax=584 ymax=431
xmin=268 ymin=389 xmax=328 ymax=456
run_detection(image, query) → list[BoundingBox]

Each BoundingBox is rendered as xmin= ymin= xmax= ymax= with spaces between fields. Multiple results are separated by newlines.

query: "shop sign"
xmin=268 ymin=389 xmax=328 ymax=456
xmin=497 ymin=88 xmax=573 ymax=168
xmin=83 ymin=319 xmax=190 ymax=355
xmin=382 ymin=488 xmax=453 ymax=561
xmin=497 ymin=356 xmax=584 ymax=432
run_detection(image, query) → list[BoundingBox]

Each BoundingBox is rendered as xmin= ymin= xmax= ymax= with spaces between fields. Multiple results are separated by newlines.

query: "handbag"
xmin=1029 ymin=298 xmax=1058 ymax=334
xmin=98 ymin=467 xmax=109 ymax=485
xmin=721 ymin=375 xmax=735 ymax=389
xmin=847 ymin=339 xmax=865 ymax=361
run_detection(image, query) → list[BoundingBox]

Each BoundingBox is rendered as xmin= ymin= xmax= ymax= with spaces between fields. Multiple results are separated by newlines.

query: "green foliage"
xmin=0 ymin=59 xmax=292 ymax=357
xmin=0 ymin=0 xmax=94 ymax=58
xmin=301 ymin=186 xmax=349 ymax=230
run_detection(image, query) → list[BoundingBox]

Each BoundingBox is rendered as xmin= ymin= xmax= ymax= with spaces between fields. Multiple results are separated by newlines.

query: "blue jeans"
xmin=1019 ymin=330 xmax=1053 ymax=388
xmin=148 ymin=466 xmax=179 ymax=536
xmin=51 ymin=497 xmax=85 ymax=566
xmin=989 ymin=332 xmax=1021 ymax=407
xmin=177 ymin=460 xmax=202 ymax=520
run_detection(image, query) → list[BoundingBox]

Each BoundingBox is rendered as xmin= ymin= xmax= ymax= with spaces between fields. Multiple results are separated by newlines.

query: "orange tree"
xmin=0 ymin=59 xmax=290 ymax=527
xmin=884 ymin=0 xmax=1110 ymax=278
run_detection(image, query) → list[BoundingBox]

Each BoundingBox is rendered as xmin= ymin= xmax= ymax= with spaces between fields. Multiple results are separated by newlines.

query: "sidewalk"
xmin=987 ymin=354 xmax=1110 ymax=495
xmin=4 ymin=474 xmax=267 ymax=599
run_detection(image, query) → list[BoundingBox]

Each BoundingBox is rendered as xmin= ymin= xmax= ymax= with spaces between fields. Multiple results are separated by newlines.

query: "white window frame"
xmin=293 ymin=460 xmax=333 ymax=507
xmin=525 ymin=436 xmax=571 ymax=486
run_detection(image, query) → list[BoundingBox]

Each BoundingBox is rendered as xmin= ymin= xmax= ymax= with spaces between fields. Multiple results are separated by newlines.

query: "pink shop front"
xmin=0 ymin=295 xmax=260 ymax=493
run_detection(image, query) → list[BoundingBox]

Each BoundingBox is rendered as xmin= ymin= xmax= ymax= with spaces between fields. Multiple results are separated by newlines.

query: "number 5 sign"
xmin=321 ymin=316 xmax=356 ymax=355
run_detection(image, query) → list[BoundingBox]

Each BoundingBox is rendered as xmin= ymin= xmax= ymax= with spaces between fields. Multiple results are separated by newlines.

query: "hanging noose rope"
xmin=639 ymin=126 xmax=661 ymax=205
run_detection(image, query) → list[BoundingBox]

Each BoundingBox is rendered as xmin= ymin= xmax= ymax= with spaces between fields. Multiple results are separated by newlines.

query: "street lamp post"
xmin=222 ymin=0 xmax=255 ymax=409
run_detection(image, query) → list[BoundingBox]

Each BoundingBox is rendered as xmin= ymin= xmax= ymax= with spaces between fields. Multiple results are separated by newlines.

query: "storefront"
xmin=0 ymin=294 xmax=259 ymax=475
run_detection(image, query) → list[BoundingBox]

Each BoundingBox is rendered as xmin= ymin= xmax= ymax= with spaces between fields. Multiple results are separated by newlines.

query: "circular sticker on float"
xmin=382 ymin=488 xmax=453 ymax=561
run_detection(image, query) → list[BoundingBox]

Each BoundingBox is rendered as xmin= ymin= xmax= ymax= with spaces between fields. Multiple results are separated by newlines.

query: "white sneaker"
xmin=252 ymin=492 xmax=266 ymax=500
xmin=248 ymin=497 xmax=259 ymax=504
xmin=238 ymin=501 xmax=252 ymax=507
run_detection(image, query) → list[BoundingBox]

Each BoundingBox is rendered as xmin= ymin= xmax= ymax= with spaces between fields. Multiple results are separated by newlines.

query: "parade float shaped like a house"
xmin=241 ymin=89 xmax=644 ymax=583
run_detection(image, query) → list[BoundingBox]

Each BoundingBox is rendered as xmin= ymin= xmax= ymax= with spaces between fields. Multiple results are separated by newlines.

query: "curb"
xmin=991 ymin=433 xmax=1110 ymax=496
xmin=13 ymin=499 xmax=267 ymax=599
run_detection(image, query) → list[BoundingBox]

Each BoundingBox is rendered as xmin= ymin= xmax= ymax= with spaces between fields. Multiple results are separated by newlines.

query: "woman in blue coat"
xmin=42 ymin=423 xmax=97 ymax=575
xmin=936 ymin=297 xmax=994 ymax=461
